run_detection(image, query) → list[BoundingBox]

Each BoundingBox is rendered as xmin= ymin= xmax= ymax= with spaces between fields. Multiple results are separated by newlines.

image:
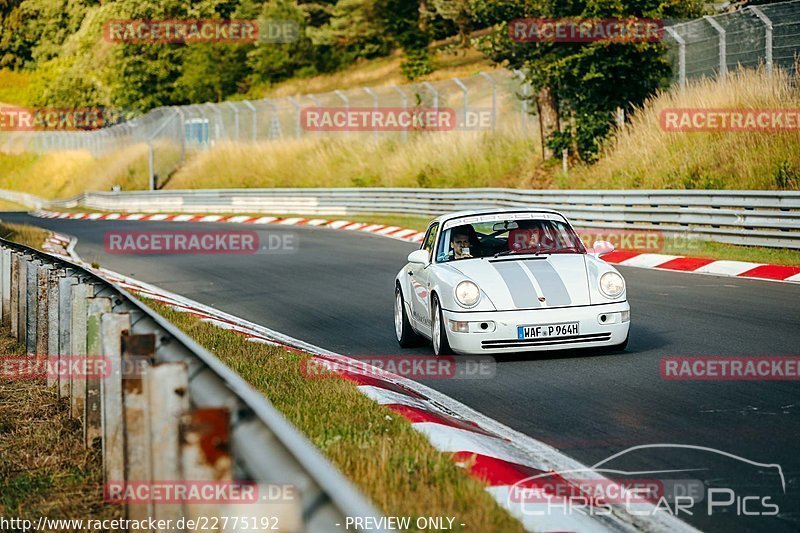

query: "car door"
xmin=408 ymin=222 xmax=439 ymax=337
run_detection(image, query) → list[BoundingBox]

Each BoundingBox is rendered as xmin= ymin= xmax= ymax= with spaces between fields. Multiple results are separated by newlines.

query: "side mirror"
xmin=407 ymin=249 xmax=430 ymax=265
xmin=591 ymin=240 xmax=615 ymax=256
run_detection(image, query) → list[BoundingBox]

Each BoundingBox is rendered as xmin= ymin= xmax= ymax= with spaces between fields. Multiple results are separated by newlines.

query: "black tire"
xmin=395 ymin=285 xmax=422 ymax=348
xmin=431 ymin=295 xmax=453 ymax=356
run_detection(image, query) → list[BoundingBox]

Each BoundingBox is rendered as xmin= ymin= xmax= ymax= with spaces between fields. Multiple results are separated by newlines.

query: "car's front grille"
xmin=481 ymin=332 xmax=612 ymax=349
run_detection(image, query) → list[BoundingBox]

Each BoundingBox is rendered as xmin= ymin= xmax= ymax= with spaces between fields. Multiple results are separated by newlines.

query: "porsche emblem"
xmin=538 ymin=296 xmax=546 ymax=302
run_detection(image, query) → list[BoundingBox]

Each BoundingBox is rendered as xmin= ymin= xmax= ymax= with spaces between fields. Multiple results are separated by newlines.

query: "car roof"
xmin=430 ymin=207 xmax=565 ymax=225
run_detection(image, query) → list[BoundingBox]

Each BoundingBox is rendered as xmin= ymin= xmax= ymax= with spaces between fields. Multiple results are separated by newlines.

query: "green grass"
xmin=145 ymin=299 xmax=524 ymax=533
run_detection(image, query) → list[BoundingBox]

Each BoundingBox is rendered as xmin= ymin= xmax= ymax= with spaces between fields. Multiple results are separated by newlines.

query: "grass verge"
xmin=0 ymin=329 xmax=120 ymax=524
xmin=145 ymin=298 xmax=524 ymax=532
xmin=0 ymin=221 xmax=49 ymax=249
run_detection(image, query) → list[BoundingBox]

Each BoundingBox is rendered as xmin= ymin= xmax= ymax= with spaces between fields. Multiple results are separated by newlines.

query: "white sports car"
xmin=394 ymin=209 xmax=630 ymax=355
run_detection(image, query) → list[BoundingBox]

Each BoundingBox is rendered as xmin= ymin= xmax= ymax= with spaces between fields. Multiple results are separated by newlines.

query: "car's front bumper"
xmin=441 ymin=301 xmax=630 ymax=355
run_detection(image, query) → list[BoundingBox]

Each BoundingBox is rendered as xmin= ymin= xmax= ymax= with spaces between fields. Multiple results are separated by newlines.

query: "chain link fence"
xmin=1 ymin=0 xmax=798 ymax=188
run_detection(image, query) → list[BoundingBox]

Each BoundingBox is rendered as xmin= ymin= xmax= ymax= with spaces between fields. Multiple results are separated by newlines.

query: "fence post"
xmin=226 ymin=102 xmax=240 ymax=140
xmin=513 ymin=69 xmax=531 ymax=131
xmin=704 ymin=15 xmax=727 ymax=78
xmin=391 ymin=85 xmax=408 ymax=143
xmin=59 ymin=274 xmax=76 ymax=399
xmin=335 ymin=90 xmax=350 ymax=138
xmin=749 ymin=6 xmax=773 ymax=77
xmin=180 ymin=408 xmax=232 ymax=523
xmin=148 ymin=143 xmax=155 ymax=191
xmin=242 ymin=100 xmax=257 ymax=141
xmin=101 ymin=312 xmax=131 ymax=492
xmin=479 ymin=71 xmax=498 ymax=131
xmin=147 ymin=362 xmax=190 ymax=523
xmin=288 ymin=97 xmax=302 ymax=139
xmin=122 ymin=334 xmax=156 ymax=525
xmin=363 ymin=88 xmax=379 ymax=144
xmin=85 ymin=295 xmax=111 ymax=447
xmin=452 ymin=77 xmax=468 ymax=131
xmin=665 ymin=27 xmax=687 ymax=88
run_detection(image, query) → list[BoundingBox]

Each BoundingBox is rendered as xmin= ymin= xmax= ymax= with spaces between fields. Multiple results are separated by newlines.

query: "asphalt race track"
xmin=6 ymin=212 xmax=799 ymax=533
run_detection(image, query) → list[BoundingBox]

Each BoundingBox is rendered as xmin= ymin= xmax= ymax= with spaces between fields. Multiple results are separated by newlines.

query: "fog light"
xmin=621 ymin=310 xmax=631 ymax=322
xmin=449 ymin=320 xmax=469 ymax=333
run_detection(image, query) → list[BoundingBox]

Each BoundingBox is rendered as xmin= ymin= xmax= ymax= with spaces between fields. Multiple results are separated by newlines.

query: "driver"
xmin=451 ymin=229 xmax=473 ymax=259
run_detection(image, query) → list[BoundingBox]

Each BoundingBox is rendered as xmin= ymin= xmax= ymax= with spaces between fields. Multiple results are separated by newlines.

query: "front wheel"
xmin=395 ymin=285 xmax=422 ymax=347
xmin=431 ymin=295 xmax=453 ymax=356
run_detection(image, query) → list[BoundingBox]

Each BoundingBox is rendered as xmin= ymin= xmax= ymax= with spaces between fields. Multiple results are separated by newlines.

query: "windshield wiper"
xmin=494 ymin=242 xmax=543 ymax=258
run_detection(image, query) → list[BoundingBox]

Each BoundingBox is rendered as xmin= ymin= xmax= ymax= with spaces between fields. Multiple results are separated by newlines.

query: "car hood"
xmin=447 ymin=255 xmax=591 ymax=310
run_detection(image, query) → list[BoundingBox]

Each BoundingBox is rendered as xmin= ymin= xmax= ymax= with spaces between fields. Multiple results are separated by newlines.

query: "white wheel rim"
xmin=394 ymin=291 xmax=403 ymax=341
xmin=432 ymin=302 xmax=441 ymax=354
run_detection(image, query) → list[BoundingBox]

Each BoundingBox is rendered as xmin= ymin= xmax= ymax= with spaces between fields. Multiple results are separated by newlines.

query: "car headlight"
xmin=599 ymin=271 xmax=625 ymax=299
xmin=455 ymin=281 xmax=481 ymax=308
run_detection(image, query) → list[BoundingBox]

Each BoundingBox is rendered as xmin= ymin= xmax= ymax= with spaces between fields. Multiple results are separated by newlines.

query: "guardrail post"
xmin=46 ymin=268 xmax=62 ymax=389
xmin=70 ymin=281 xmax=93 ymax=418
xmin=85 ymin=295 xmax=110 ymax=446
xmin=147 ymin=362 xmax=190 ymax=523
xmin=58 ymin=274 xmax=76 ymax=399
xmin=1 ymin=248 xmax=11 ymax=327
xmin=25 ymin=258 xmax=40 ymax=354
xmin=9 ymin=251 xmax=18 ymax=335
xmin=101 ymin=312 xmax=131 ymax=492
xmin=181 ymin=408 xmax=232 ymax=523
xmin=36 ymin=263 xmax=51 ymax=366
xmin=122 ymin=334 xmax=156 ymax=525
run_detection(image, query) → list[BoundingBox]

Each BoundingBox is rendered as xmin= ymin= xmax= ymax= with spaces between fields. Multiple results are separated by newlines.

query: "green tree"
xmin=473 ymin=0 xmax=706 ymax=161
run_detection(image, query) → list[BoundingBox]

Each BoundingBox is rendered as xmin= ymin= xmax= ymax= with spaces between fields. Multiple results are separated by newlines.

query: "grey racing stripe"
xmin=493 ymin=262 xmax=540 ymax=308
xmin=523 ymin=261 xmax=572 ymax=306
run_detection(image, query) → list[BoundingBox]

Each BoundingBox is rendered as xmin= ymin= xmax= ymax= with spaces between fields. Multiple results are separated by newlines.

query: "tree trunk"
xmin=536 ymin=85 xmax=559 ymax=160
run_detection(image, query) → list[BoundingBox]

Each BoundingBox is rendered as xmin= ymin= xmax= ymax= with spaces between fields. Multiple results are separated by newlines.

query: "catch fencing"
xmin=36 ymin=188 xmax=800 ymax=249
xmin=0 ymin=237 xmax=385 ymax=532
xmin=1 ymin=0 xmax=798 ymax=171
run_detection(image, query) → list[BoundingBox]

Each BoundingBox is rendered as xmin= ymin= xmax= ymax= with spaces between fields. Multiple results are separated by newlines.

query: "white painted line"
xmin=105 ymin=213 xmax=121 ymax=220
xmin=148 ymin=214 xmax=169 ymax=221
xmin=620 ymin=253 xmax=682 ymax=268
xmin=199 ymin=215 xmax=224 ymax=222
xmin=226 ymin=215 xmax=252 ymax=224
xmin=695 ymin=260 xmax=763 ymax=277
xmin=375 ymin=226 xmax=400 ymax=235
xmin=172 ymin=214 xmax=195 ymax=222
xmin=251 ymin=216 xmax=278 ymax=224
xmin=343 ymin=222 xmax=367 ymax=231
xmin=787 ymin=272 xmax=800 ymax=282
xmin=387 ymin=229 xmax=416 ymax=239
xmin=124 ymin=214 xmax=145 ymax=220
xmin=361 ymin=224 xmax=385 ymax=233
xmin=87 ymin=213 xmax=103 ymax=220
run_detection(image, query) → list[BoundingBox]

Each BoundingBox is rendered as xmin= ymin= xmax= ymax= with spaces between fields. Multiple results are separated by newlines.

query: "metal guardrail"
xmin=0 ymin=237 xmax=385 ymax=532
xmin=37 ymin=188 xmax=800 ymax=249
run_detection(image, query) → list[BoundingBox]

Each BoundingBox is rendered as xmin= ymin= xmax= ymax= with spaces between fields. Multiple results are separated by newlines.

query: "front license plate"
xmin=517 ymin=322 xmax=579 ymax=340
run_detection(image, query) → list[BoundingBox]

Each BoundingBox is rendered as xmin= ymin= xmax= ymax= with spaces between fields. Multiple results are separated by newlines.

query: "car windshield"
xmin=436 ymin=217 xmax=586 ymax=262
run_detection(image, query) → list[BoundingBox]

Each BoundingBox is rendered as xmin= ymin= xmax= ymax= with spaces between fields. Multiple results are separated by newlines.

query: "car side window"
xmin=421 ymin=223 xmax=439 ymax=260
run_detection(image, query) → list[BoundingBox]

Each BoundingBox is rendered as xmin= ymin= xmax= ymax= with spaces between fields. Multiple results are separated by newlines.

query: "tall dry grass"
xmin=0 ymin=143 xmax=150 ymax=198
xmin=568 ymin=66 xmax=800 ymax=190
xmin=168 ymin=126 xmax=542 ymax=190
